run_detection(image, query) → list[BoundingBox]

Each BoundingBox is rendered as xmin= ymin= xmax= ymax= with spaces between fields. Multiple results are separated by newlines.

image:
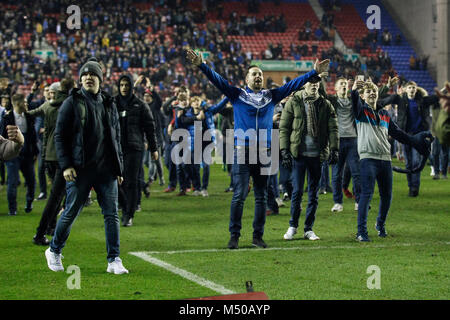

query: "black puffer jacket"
xmin=114 ymin=75 xmax=158 ymax=153
xmin=54 ymin=88 xmax=123 ymax=176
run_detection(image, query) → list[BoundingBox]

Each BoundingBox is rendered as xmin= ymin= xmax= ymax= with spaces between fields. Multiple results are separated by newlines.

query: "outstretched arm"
xmin=271 ymin=59 xmax=329 ymax=103
xmin=186 ymin=49 xmax=240 ymax=100
xmin=205 ymin=97 xmax=230 ymax=115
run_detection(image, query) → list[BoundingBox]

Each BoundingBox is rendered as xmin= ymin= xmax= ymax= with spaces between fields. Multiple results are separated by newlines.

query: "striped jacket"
xmin=351 ymin=90 xmax=412 ymax=161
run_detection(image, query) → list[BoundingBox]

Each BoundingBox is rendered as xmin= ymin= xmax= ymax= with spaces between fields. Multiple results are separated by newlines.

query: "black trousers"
xmin=120 ymin=150 xmax=143 ymax=218
xmin=36 ymin=161 xmax=66 ymax=237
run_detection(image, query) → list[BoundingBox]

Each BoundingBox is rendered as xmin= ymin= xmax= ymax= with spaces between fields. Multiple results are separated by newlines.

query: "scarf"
xmin=302 ymin=90 xmax=319 ymax=138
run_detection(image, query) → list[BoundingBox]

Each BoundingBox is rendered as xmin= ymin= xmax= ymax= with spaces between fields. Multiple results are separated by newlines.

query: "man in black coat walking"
xmin=115 ymin=74 xmax=159 ymax=227
xmin=45 ymin=58 xmax=128 ymax=274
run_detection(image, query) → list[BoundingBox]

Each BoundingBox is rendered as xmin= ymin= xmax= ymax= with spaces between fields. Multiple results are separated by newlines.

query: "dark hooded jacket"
xmin=114 ymin=74 xmax=158 ymax=153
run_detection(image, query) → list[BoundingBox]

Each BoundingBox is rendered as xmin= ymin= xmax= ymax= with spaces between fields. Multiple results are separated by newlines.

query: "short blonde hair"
xmin=361 ymin=81 xmax=378 ymax=93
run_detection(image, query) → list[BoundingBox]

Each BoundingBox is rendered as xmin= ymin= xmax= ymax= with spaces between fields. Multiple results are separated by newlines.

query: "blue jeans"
xmin=403 ymin=143 xmax=422 ymax=190
xmin=229 ymin=149 xmax=270 ymax=238
xmin=201 ymin=162 xmax=210 ymax=190
xmin=165 ymin=142 xmax=177 ymax=188
xmin=289 ymin=156 xmax=321 ymax=232
xmin=319 ymin=161 xmax=331 ymax=190
xmin=357 ymin=159 xmax=392 ymax=235
xmin=50 ymin=167 xmax=120 ymax=262
xmin=332 ymin=137 xmax=361 ymax=204
xmin=187 ymin=152 xmax=202 ymax=191
xmin=279 ymin=162 xmax=292 ymax=197
xmin=432 ymin=138 xmax=449 ymax=175
xmin=266 ymin=173 xmax=279 ymax=212
xmin=5 ymin=156 xmax=35 ymax=212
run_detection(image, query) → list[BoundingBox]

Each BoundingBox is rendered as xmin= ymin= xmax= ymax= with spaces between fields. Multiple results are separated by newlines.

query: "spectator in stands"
xmin=409 ymin=56 xmax=417 ymax=70
xmin=382 ymin=29 xmax=392 ymax=45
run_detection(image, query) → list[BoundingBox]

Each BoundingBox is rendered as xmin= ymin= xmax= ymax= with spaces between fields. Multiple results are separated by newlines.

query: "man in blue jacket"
xmin=186 ymin=48 xmax=329 ymax=249
xmin=45 ymin=58 xmax=128 ymax=274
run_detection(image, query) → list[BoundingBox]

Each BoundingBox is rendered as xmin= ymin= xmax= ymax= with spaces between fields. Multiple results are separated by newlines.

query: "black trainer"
xmin=227 ymin=236 xmax=239 ymax=249
xmin=25 ymin=201 xmax=33 ymax=213
xmin=252 ymin=237 xmax=267 ymax=248
xmin=33 ymin=235 xmax=50 ymax=246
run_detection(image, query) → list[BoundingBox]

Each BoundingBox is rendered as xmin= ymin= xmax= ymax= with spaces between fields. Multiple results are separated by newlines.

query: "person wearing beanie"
xmin=45 ymin=58 xmax=128 ymax=275
xmin=114 ymin=74 xmax=159 ymax=227
xmin=27 ymin=79 xmax=73 ymax=246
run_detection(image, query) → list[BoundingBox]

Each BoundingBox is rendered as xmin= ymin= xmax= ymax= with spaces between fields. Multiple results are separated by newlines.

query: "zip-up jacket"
xmin=54 ymin=88 xmax=123 ymax=175
xmin=279 ymin=91 xmax=338 ymax=162
xmin=199 ymin=63 xmax=318 ymax=148
xmin=351 ymin=90 xmax=414 ymax=161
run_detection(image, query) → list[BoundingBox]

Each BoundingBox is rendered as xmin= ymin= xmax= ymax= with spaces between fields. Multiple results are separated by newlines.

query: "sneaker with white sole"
xmin=201 ymin=189 xmax=209 ymax=197
xmin=283 ymin=227 xmax=297 ymax=240
xmin=45 ymin=247 xmax=64 ymax=272
xmin=354 ymin=203 xmax=359 ymax=211
xmin=304 ymin=230 xmax=320 ymax=240
xmin=275 ymin=197 xmax=285 ymax=207
xmin=192 ymin=190 xmax=201 ymax=196
xmin=331 ymin=203 xmax=343 ymax=212
xmin=107 ymin=257 xmax=129 ymax=274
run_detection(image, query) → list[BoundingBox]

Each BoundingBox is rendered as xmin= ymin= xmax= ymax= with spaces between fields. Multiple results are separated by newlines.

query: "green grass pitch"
xmin=0 ymin=160 xmax=448 ymax=300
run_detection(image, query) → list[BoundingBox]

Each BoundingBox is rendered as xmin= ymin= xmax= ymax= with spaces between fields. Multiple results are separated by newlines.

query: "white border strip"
xmin=133 ymin=241 xmax=450 ymax=255
xmin=129 ymin=252 xmax=235 ymax=295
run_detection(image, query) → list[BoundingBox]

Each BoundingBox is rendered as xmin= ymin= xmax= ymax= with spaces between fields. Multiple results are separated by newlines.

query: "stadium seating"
xmin=342 ymin=0 xmax=437 ymax=93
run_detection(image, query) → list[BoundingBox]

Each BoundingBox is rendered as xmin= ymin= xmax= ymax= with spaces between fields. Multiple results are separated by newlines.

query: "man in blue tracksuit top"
xmin=186 ymin=49 xmax=330 ymax=249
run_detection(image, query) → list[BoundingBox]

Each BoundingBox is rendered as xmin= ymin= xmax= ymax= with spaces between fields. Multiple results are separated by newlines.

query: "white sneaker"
xmin=354 ymin=203 xmax=359 ymax=211
xmin=304 ymin=230 xmax=320 ymax=241
xmin=107 ymin=257 xmax=129 ymax=274
xmin=275 ymin=197 xmax=285 ymax=207
xmin=201 ymin=189 xmax=209 ymax=197
xmin=283 ymin=227 xmax=297 ymax=240
xmin=331 ymin=203 xmax=343 ymax=212
xmin=430 ymin=167 xmax=435 ymax=176
xmin=192 ymin=190 xmax=201 ymax=196
xmin=45 ymin=247 xmax=64 ymax=272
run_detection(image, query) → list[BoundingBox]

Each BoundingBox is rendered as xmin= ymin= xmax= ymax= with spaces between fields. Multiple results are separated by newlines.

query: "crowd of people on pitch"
xmin=1 ymin=53 xmax=449 ymax=274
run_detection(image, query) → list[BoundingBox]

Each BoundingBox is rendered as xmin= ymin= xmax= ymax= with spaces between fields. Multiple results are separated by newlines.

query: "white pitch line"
xmin=129 ymin=252 xmax=235 ymax=295
xmin=135 ymin=241 xmax=450 ymax=255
